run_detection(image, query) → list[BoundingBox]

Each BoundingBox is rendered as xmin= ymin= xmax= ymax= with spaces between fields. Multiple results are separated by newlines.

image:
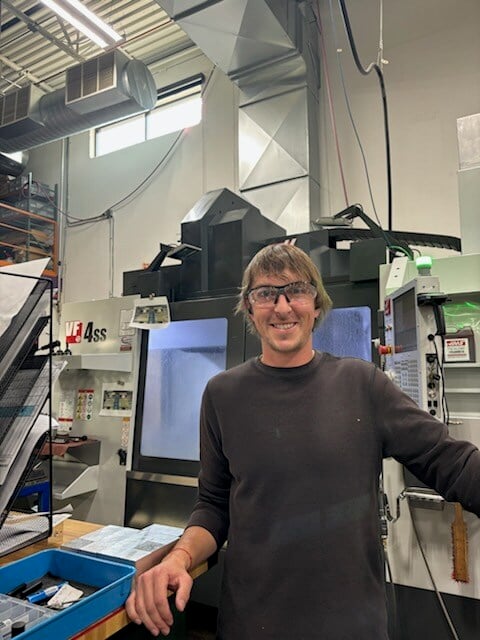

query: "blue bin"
xmin=0 ymin=549 xmax=135 ymax=639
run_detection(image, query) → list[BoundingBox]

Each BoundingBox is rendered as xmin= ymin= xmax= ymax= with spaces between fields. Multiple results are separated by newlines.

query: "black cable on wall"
xmin=337 ymin=0 xmax=393 ymax=231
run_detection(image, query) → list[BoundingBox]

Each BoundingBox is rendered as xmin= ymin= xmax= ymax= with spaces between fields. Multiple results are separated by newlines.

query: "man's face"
xmin=247 ymin=270 xmax=319 ymax=367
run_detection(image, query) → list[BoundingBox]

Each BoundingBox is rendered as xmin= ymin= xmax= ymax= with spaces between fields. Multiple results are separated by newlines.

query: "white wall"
xmin=318 ymin=0 xmax=480 ymax=248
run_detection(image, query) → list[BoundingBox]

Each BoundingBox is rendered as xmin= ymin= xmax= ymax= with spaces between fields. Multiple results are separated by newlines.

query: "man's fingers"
xmin=124 ymin=561 xmax=194 ymax=636
xmin=135 ymin=570 xmax=173 ymax=635
xmin=125 ymin=590 xmax=142 ymax=625
xmin=175 ymin=576 xmax=193 ymax=612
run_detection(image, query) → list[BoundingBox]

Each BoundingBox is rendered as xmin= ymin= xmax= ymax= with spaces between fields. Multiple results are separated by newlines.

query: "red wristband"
xmin=171 ymin=546 xmax=193 ymax=570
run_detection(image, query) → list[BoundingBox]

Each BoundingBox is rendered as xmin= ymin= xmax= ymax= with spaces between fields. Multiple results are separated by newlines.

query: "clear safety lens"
xmin=247 ymin=281 xmax=316 ymax=307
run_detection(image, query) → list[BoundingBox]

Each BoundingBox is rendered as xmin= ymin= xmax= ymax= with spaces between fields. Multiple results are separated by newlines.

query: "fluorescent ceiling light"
xmin=41 ymin=0 xmax=122 ymax=48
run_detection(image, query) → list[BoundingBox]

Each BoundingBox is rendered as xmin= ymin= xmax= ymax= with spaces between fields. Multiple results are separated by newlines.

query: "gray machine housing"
xmin=123 ymin=187 xmax=285 ymax=301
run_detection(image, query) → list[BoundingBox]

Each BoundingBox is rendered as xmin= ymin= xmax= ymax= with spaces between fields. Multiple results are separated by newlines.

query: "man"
xmin=126 ymin=243 xmax=480 ymax=639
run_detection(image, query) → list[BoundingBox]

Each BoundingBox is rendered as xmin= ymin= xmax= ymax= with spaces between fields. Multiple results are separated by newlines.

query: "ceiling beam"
xmin=0 ymin=53 xmax=54 ymax=92
xmin=2 ymin=0 xmax=85 ymax=63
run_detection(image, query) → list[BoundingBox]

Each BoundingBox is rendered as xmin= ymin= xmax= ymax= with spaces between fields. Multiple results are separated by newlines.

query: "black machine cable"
xmin=383 ymin=545 xmax=398 ymax=640
xmin=408 ymin=503 xmax=461 ymax=640
xmin=337 ymin=0 xmax=393 ymax=231
xmin=379 ymin=471 xmax=398 ymax=640
xmin=68 ymin=129 xmax=184 ymax=226
xmin=431 ymin=335 xmax=450 ymax=426
xmin=36 ymin=122 xmax=184 ymax=226
xmin=324 ymin=0 xmax=380 ymax=228
xmin=314 ymin=2 xmax=413 ymax=259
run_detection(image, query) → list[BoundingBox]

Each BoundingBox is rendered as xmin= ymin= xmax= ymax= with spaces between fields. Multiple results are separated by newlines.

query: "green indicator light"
xmin=415 ymin=256 xmax=433 ymax=269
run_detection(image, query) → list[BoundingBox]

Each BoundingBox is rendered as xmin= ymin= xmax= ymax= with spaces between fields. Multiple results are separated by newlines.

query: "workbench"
xmin=0 ymin=518 xmax=207 ymax=640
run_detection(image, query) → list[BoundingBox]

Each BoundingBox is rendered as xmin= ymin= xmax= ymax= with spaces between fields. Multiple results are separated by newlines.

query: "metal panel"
xmin=241 ymin=175 xmax=319 ymax=234
xmin=458 ymin=167 xmax=480 ymax=255
xmin=239 ymin=86 xmax=308 ymax=189
xmin=124 ymin=475 xmax=198 ymax=529
xmin=457 ymin=113 xmax=480 ymax=170
xmin=237 ymin=54 xmax=306 ymax=105
xmin=160 ymin=0 xmax=296 ymax=76
xmin=51 ymin=296 xmax=141 ymax=526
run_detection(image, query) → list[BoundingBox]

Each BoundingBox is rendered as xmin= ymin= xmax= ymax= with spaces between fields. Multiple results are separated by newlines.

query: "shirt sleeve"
xmin=374 ymin=367 xmax=480 ymax=516
xmin=186 ymin=383 xmax=231 ymax=547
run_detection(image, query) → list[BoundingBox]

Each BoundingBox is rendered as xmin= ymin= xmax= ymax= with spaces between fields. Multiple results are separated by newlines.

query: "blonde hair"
xmin=235 ymin=243 xmax=332 ymax=332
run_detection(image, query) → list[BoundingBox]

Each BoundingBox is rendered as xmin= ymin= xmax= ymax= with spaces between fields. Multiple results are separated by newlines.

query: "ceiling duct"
xmin=0 ymin=151 xmax=28 ymax=177
xmin=0 ymin=85 xmax=44 ymax=139
xmin=0 ymin=50 xmax=157 ymax=153
xmin=66 ymin=50 xmax=143 ymax=115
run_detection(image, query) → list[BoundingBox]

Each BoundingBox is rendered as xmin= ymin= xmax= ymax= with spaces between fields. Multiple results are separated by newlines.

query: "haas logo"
xmin=65 ymin=321 xmax=83 ymax=344
xmin=65 ymin=321 xmax=107 ymax=344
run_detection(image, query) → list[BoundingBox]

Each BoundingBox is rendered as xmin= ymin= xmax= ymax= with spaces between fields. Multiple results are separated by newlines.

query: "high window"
xmin=91 ymin=74 xmax=204 ymax=157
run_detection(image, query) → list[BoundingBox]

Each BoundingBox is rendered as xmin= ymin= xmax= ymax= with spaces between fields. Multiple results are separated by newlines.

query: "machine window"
xmin=313 ymin=306 xmax=372 ymax=361
xmin=140 ymin=317 xmax=228 ymax=462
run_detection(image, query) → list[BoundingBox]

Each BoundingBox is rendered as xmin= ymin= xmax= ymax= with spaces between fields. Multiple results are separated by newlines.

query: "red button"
xmin=378 ymin=345 xmax=392 ymax=355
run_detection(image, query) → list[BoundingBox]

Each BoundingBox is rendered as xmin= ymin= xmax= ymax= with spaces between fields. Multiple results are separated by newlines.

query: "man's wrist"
xmin=169 ymin=546 xmax=193 ymax=570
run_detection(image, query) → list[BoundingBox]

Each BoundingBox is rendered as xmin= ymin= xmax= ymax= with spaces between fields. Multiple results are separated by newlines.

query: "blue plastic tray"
xmin=0 ymin=549 xmax=135 ymax=640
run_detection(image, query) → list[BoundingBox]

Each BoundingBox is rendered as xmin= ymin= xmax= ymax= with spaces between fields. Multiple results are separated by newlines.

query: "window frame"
xmin=91 ymin=73 xmax=205 ymax=158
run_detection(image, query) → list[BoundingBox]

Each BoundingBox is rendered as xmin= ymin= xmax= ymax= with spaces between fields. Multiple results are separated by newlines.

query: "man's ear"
xmin=244 ymin=298 xmax=253 ymax=315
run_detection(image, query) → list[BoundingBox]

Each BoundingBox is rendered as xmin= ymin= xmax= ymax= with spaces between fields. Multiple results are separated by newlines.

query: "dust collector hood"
xmin=0 ymin=50 xmax=157 ymax=153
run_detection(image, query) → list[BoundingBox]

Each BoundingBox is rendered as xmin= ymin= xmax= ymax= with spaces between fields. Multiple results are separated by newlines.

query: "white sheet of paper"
xmin=0 ymin=258 xmax=50 ymax=338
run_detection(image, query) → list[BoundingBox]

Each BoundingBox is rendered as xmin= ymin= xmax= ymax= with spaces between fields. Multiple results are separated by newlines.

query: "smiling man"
xmin=240 ymin=244 xmax=329 ymax=367
xmin=126 ymin=243 xmax=480 ymax=639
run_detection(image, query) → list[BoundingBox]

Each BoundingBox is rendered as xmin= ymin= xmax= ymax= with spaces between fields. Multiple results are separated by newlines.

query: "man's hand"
xmin=125 ymin=553 xmax=193 ymax=637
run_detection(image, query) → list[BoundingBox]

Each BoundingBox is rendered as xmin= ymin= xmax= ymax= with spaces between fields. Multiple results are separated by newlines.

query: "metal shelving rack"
xmin=0 ymin=269 xmax=54 ymax=556
xmin=0 ymin=173 xmax=58 ymax=278
xmin=0 ymin=173 xmax=57 ymax=218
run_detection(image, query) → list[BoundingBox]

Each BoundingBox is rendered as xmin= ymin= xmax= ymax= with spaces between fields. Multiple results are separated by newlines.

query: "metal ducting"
xmin=0 ymin=151 xmax=29 ymax=177
xmin=0 ymin=85 xmax=44 ymax=139
xmin=156 ymin=0 xmax=321 ymax=232
xmin=0 ymin=50 xmax=157 ymax=153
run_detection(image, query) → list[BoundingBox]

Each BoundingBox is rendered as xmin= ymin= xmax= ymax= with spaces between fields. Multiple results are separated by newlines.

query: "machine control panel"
xmin=382 ymin=276 xmax=444 ymax=421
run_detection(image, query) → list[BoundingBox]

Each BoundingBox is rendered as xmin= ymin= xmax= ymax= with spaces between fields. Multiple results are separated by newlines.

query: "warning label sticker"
xmin=444 ymin=337 xmax=471 ymax=362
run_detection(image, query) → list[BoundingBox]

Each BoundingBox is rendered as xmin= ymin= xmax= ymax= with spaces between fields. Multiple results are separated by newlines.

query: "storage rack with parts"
xmin=0 ymin=174 xmax=58 ymax=277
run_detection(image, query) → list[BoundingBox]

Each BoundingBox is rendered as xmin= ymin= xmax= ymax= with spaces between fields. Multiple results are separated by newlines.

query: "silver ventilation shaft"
xmin=156 ymin=0 xmax=321 ymax=232
xmin=0 ymin=50 xmax=157 ymax=153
